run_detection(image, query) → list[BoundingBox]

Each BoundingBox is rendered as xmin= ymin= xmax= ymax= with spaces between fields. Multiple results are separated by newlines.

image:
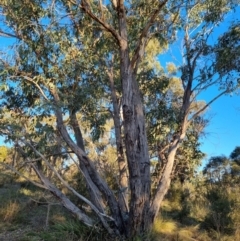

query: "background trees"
xmin=0 ymin=0 xmax=239 ymax=239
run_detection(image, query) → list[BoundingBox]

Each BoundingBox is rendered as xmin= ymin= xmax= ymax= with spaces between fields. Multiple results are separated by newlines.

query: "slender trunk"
xmin=79 ymin=161 xmax=106 ymax=212
xmin=70 ymin=112 xmax=105 ymax=212
xmin=108 ymin=66 xmax=129 ymax=215
xmin=148 ymin=77 xmax=192 ymax=227
xmin=148 ymin=140 xmax=179 ymax=223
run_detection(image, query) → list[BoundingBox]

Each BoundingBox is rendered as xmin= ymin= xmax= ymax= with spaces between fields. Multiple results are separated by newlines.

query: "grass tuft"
xmin=1 ymin=200 xmax=21 ymax=222
xmin=177 ymin=225 xmax=198 ymax=241
xmin=153 ymin=217 xmax=177 ymax=235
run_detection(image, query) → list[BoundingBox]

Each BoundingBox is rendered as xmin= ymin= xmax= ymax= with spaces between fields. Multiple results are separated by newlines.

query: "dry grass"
xmin=152 ymin=217 xmax=215 ymax=241
xmin=177 ymin=225 xmax=199 ymax=241
xmin=234 ymin=227 xmax=240 ymax=240
xmin=151 ymin=217 xmax=178 ymax=240
xmin=1 ymin=200 xmax=21 ymax=222
xmin=153 ymin=218 xmax=177 ymax=235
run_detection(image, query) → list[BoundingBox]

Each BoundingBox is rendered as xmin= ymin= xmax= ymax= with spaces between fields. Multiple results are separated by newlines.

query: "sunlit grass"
xmin=153 ymin=217 xmax=177 ymax=235
xmin=189 ymin=203 xmax=209 ymax=222
xmin=177 ymin=225 xmax=199 ymax=241
xmin=0 ymin=200 xmax=21 ymax=222
xmin=234 ymin=227 xmax=240 ymax=240
xmin=161 ymin=200 xmax=173 ymax=212
xmin=197 ymin=231 xmax=212 ymax=241
xmin=151 ymin=217 xmax=216 ymax=241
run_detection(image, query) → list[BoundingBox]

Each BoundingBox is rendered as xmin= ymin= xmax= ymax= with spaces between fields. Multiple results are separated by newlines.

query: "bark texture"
xmin=108 ymin=66 xmax=129 ymax=215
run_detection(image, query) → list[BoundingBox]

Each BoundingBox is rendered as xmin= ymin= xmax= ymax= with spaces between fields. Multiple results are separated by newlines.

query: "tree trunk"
xmin=148 ymin=140 xmax=179 ymax=224
xmin=147 ymin=77 xmax=191 ymax=228
xmin=115 ymin=1 xmax=152 ymax=235
xmin=70 ymin=112 xmax=105 ymax=212
xmin=108 ymin=67 xmax=129 ymax=215
xmin=118 ymin=16 xmax=151 ymax=238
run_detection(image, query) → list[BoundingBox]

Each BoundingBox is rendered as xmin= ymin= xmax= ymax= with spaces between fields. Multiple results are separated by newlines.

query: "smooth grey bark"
xmin=149 ymin=138 xmax=181 ymax=222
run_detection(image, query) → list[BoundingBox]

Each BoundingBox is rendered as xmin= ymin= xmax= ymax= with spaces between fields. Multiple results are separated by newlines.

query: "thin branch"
xmin=189 ymin=89 xmax=228 ymax=122
xmin=130 ymin=0 xmax=168 ymax=68
xmin=79 ymin=0 xmax=121 ymax=44
xmin=26 ymin=151 xmax=74 ymax=162
xmin=0 ymin=30 xmax=21 ymax=39
xmin=19 ymin=75 xmax=50 ymax=101
xmin=192 ymin=29 xmax=215 ymax=73
xmin=192 ymin=75 xmax=220 ymax=93
xmin=158 ymin=143 xmax=170 ymax=155
xmin=0 ymin=60 xmax=49 ymax=102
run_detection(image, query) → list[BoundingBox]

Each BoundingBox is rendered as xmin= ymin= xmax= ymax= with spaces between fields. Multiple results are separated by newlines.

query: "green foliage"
xmin=203 ymin=188 xmax=234 ymax=234
xmin=216 ymin=23 xmax=240 ymax=75
xmin=200 ymin=147 xmax=240 ymax=237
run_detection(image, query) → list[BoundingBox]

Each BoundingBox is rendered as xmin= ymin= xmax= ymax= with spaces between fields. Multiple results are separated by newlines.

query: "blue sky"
xmin=199 ymin=89 xmax=240 ymax=160
xmin=199 ymin=8 xmax=240 ymax=159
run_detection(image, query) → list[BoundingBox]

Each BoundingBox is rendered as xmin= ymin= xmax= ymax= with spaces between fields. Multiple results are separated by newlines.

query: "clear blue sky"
xmin=199 ymin=90 xmax=240 ymax=159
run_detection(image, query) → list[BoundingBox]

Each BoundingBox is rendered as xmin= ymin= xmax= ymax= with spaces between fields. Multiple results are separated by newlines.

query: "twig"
xmin=22 ymin=75 xmax=49 ymax=101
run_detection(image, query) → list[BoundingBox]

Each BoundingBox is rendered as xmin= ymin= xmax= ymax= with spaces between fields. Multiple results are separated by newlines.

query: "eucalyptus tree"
xmin=0 ymin=0 xmax=239 ymax=238
xmin=203 ymin=147 xmax=240 ymax=185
